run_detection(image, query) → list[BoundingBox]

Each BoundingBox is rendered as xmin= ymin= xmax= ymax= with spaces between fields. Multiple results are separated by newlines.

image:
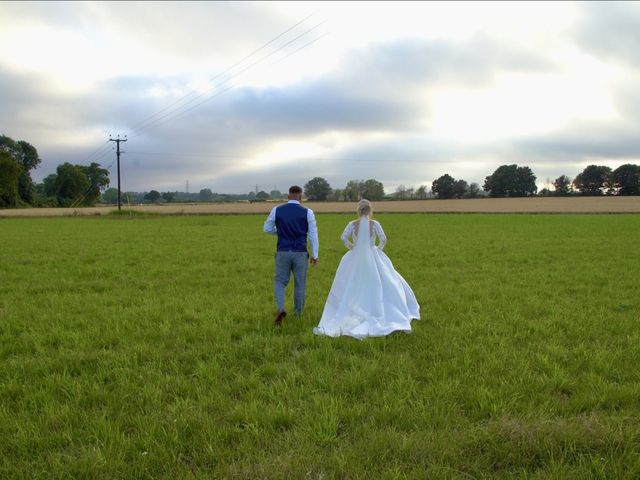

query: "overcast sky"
xmin=1 ymin=1 xmax=639 ymax=194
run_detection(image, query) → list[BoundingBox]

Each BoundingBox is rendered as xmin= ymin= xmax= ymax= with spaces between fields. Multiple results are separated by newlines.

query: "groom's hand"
xmin=310 ymin=257 xmax=318 ymax=266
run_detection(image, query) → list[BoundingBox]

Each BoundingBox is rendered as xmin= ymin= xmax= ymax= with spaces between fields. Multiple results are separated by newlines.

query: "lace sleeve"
xmin=374 ymin=221 xmax=387 ymax=249
xmin=341 ymin=221 xmax=355 ymax=250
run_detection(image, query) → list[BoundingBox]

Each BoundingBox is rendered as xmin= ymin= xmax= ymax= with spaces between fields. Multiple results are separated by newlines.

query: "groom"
xmin=263 ymin=185 xmax=319 ymax=326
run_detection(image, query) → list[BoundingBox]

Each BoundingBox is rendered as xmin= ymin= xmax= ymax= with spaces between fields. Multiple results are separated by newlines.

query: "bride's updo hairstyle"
xmin=357 ymin=199 xmax=372 ymax=217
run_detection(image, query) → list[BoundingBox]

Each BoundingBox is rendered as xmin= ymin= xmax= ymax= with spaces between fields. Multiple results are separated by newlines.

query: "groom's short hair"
xmin=289 ymin=185 xmax=302 ymax=195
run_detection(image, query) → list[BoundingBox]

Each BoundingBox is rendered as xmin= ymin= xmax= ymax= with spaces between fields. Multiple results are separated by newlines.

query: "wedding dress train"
xmin=313 ymin=216 xmax=420 ymax=339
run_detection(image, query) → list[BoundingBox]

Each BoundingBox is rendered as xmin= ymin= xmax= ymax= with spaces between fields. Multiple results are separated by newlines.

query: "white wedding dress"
xmin=313 ymin=216 xmax=420 ymax=339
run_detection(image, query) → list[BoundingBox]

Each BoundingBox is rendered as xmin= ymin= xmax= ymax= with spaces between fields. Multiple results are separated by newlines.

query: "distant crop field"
xmin=1 ymin=213 xmax=639 ymax=478
xmin=1 ymin=195 xmax=639 ymax=217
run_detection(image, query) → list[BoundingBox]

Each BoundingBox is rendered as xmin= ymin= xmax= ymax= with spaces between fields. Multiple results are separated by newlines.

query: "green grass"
xmin=1 ymin=213 xmax=639 ymax=479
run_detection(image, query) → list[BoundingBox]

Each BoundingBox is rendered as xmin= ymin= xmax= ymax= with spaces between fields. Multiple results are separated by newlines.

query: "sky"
xmin=1 ymin=1 xmax=640 ymax=194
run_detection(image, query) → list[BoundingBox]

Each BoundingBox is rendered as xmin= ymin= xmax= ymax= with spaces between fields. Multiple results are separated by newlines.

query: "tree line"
xmin=106 ymin=188 xmax=284 ymax=205
xmin=301 ymin=163 xmax=639 ymax=201
xmin=1 ymin=134 xmax=109 ymax=207
xmin=110 ymin=164 xmax=640 ymax=203
xmin=2 ymin=133 xmax=639 ymax=208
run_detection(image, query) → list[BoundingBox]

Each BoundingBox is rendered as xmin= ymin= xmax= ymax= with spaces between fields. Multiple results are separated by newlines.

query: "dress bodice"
xmin=340 ymin=218 xmax=387 ymax=250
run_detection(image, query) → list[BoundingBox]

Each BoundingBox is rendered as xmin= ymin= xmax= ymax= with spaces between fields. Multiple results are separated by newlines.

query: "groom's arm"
xmin=307 ymin=209 xmax=319 ymax=261
xmin=263 ymin=206 xmax=278 ymax=235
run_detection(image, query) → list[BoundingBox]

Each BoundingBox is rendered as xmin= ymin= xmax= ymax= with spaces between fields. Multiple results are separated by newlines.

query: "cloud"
xmin=1 ymin=1 xmax=636 ymax=194
xmin=0 ymin=1 xmax=296 ymax=67
xmin=333 ymin=35 xmax=555 ymax=90
xmin=129 ymin=33 xmax=556 ymax=139
xmin=0 ymin=29 xmax=566 ymax=192
xmin=576 ymin=2 xmax=640 ymax=66
xmin=514 ymin=121 xmax=640 ymax=162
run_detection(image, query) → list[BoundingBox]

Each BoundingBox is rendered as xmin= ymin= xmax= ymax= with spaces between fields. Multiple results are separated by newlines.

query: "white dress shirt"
xmin=263 ymin=200 xmax=319 ymax=259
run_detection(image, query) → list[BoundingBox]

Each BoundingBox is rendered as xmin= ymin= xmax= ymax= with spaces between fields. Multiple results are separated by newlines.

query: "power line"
xmin=122 ymin=150 xmax=429 ymax=164
xmin=82 ymin=140 xmax=111 ymax=161
xmin=125 ymin=150 xmax=245 ymax=158
xmin=64 ymin=12 xmax=328 ymax=203
xmin=68 ymin=151 xmax=117 ymax=209
xmin=126 ymin=14 xmax=315 ymax=134
xmin=268 ymin=31 xmax=328 ymax=67
xmin=65 ymin=12 xmax=320 ymax=175
xmin=128 ymin=20 xmax=328 ymax=137
xmin=72 ymin=140 xmax=113 ymax=167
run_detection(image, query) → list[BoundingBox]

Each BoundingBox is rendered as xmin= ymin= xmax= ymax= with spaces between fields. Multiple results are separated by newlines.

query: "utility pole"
xmin=109 ymin=135 xmax=127 ymax=211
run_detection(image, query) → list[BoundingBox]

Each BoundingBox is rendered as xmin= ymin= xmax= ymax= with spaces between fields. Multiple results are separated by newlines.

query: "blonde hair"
xmin=357 ymin=199 xmax=372 ymax=217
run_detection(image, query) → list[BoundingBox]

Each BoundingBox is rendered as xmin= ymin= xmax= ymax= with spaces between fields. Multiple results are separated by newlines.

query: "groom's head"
xmin=288 ymin=185 xmax=303 ymax=201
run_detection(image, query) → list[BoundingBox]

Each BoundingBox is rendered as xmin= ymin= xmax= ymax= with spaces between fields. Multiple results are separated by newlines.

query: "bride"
xmin=313 ymin=199 xmax=420 ymax=339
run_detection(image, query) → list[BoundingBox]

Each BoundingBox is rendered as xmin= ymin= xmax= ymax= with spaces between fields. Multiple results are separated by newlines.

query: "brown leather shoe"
xmin=274 ymin=310 xmax=287 ymax=327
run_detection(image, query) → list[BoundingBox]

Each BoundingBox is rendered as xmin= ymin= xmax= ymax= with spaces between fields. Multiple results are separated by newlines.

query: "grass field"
xmin=1 ymin=213 xmax=639 ymax=478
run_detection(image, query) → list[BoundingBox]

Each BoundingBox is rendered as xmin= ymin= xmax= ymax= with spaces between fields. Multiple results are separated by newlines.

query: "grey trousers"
xmin=274 ymin=251 xmax=308 ymax=314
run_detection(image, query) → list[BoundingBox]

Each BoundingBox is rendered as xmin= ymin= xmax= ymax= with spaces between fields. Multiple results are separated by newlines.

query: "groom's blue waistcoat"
xmin=275 ymin=203 xmax=309 ymax=253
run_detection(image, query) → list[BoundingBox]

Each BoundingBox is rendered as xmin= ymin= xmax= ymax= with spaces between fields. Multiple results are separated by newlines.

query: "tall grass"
xmin=1 ymin=214 xmax=639 ymax=478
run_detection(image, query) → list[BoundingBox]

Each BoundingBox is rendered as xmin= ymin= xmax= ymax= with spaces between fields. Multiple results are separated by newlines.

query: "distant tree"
xmin=17 ymin=140 xmax=41 ymax=204
xmin=553 ymin=175 xmax=572 ymax=196
xmin=15 ymin=140 xmax=41 ymax=171
xmin=465 ymin=182 xmax=481 ymax=199
xmin=102 ymin=187 xmax=119 ymax=203
xmin=256 ymin=190 xmax=270 ymax=200
xmin=0 ymin=135 xmax=42 ymax=205
xmin=270 ymin=189 xmax=282 ymax=199
xmin=431 ymin=174 xmax=457 ymax=199
xmin=199 ymin=188 xmax=213 ymax=201
xmin=361 ymin=179 xmax=385 ymax=200
xmin=612 ymin=164 xmax=640 ymax=196
xmin=604 ymin=174 xmax=617 ymax=195
xmin=144 ymin=190 xmax=161 ymax=202
xmin=0 ymin=135 xmax=22 ymax=162
xmin=124 ymin=191 xmax=142 ymax=204
xmin=304 ymin=177 xmax=332 ymax=201
xmin=31 ymin=184 xmax=58 ymax=207
xmin=484 ymin=165 xmax=516 ymax=197
xmin=29 ymin=175 xmax=59 ymax=207
xmin=344 ymin=180 xmax=363 ymax=201
xmin=248 ymin=191 xmax=256 ymax=200
xmin=405 ymin=187 xmax=415 ymax=199
xmin=573 ymin=165 xmax=612 ymax=196
xmin=415 ymin=185 xmax=428 ymax=200
xmin=515 ymin=166 xmax=537 ymax=196
xmin=53 ymin=163 xmax=90 ymax=206
xmin=34 ymin=162 xmax=107 ymax=207
xmin=17 ymin=170 xmax=34 ymax=204
xmin=329 ymin=188 xmax=344 ymax=201
xmin=394 ymin=184 xmax=408 ymax=200
xmin=80 ymin=162 xmax=109 ymax=205
xmin=42 ymin=174 xmax=58 ymax=197
xmin=454 ymin=179 xmax=469 ymax=199
xmin=484 ymin=164 xmax=537 ymax=197
xmin=0 ymin=150 xmax=22 ymax=207
xmin=162 ymin=192 xmax=175 ymax=203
